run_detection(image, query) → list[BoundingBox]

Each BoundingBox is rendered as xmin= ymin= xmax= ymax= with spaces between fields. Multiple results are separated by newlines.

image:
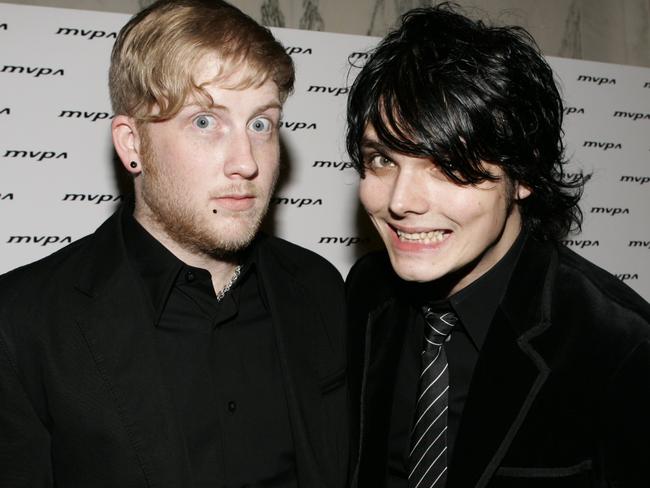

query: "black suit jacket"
xmin=347 ymin=237 xmax=650 ymax=488
xmin=0 ymin=206 xmax=349 ymax=488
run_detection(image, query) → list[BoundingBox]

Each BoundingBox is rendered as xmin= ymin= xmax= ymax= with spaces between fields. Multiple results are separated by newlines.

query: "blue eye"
xmin=193 ymin=114 xmax=215 ymax=129
xmin=249 ymin=117 xmax=272 ymax=133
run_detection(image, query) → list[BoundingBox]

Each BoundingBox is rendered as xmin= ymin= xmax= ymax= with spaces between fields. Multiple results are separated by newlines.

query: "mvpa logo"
xmin=312 ymin=160 xmax=353 ymax=171
xmin=59 ymin=110 xmax=113 ymax=122
xmin=3 ymin=150 xmax=67 ymax=161
xmin=63 ymin=193 xmax=123 ymax=204
xmin=279 ymin=121 xmax=317 ymax=131
xmin=563 ymin=107 xmax=585 ymax=115
xmin=613 ymin=111 xmax=650 ymax=121
xmin=7 ymin=235 xmax=73 ymax=246
xmin=590 ymin=207 xmax=630 ymax=216
xmin=629 ymin=240 xmax=650 ymax=249
xmin=620 ymin=175 xmax=650 ymax=185
xmin=577 ymin=75 xmax=616 ymax=85
xmin=561 ymin=239 xmax=599 ymax=249
xmin=307 ymin=85 xmax=349 ymax=97
xmin=615 ymin=273 xmax=639 ymax=281
xmin=285 ymin=46 xmax=312 ymax=55
xmin=272 ymin=197 xmax=323 ymax=207
xmin=349 ymin=51 xmax=369 ymax=60
xmin=55 ymin=27 xmax=117 ymax=40
xmin=1 ymin=65 xmax=64 ymax=77
xmin=319 ymin=236 xmax=369 ymax=246
xmin=582 ymin=141 xmax=622 ymax=151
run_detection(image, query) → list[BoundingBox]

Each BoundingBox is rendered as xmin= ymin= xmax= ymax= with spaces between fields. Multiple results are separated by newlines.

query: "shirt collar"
xmin=448 ymin=230 xmax=528 ymax=350
xmin=409 ymin=230 xmax=528 ymax=351
xmin=122 ymin=208 xmax=258 ymax=325
xmin=123 ymin=208 xmax=183 ymax=324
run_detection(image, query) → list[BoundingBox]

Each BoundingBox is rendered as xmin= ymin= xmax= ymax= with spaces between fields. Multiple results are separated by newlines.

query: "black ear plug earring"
xmin=130 ymin=161 xmax=138 ymax=169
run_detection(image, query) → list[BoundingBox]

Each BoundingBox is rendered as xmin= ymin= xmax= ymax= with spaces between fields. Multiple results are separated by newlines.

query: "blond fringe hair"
xmin=109 ymin=0 xmax=294 ymax=121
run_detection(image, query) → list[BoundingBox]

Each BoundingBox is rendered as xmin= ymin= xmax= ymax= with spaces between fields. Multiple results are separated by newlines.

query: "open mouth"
xmin=395 ymin=228 xmax=451 ymax=244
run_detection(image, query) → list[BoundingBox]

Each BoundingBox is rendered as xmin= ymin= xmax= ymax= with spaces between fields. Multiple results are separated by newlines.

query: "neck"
xmin=442 ymin=210 xmax=524 ymax=298
xmin=133 ymin=210 xmax=240 ymax=296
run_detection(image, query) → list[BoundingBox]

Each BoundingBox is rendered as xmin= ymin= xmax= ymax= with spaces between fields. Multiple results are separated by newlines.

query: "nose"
xmin=223 ymin=130 xmax=259 ymax=179
xmin=388 ymin=166 xmax=430 ymax=217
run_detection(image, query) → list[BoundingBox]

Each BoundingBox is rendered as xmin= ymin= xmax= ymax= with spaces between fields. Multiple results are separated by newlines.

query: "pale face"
xmin=133 ymin=57 xmax=282 ymax=260
xmin=358 ymin=125 xmax=530 ymax=295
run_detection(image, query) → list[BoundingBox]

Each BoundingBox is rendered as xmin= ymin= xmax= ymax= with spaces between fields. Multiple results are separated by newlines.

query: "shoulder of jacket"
xmin=346 ymin=250 xmax=399 ymax=313
xmin=0 ymin=234 xmax=92 ymax=296
xmin=256 ymin=233 xmax=343 ymax=284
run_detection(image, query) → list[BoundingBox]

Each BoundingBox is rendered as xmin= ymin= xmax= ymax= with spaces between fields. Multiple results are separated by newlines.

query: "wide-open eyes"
xmin=193 ymin=114 xmax=216 ymax=130
xmin=248 ymin=117 xmax=273 ymax=133
xmin=189 ymin=110 xmax=277 ymax=136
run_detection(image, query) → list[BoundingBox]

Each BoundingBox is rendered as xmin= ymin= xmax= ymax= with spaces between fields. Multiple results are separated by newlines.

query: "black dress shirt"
xmin=123 ymin=212 xmax=297 ymax=488
xmin=387 ymin=232 xmax=528 ymax=487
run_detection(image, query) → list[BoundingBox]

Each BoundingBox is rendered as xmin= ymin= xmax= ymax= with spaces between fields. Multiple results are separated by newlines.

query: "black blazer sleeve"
xmin=0 ymin=334 xmax=53 ymax=487
xmin=601 ymin=338 xmax=650 ymax=486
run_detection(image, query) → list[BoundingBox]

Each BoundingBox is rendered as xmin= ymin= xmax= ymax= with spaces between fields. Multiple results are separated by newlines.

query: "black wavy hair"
xmin=346 ymin=3 xmax=585 ymax=241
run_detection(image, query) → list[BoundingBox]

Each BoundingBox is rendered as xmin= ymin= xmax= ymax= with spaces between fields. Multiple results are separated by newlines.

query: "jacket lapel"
xmin=354 ymin=297 xmax=412 ymax=488
xmin=448 ymin=239 xmax=558 ymax=488
xmin=256 ymin=240 xmax=343 ymax=488
xmin=73 ymin=210 xmax=189 ymax=488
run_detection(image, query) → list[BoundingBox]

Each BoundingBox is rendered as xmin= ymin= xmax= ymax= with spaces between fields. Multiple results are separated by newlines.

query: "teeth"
xmin=396 ymin=229 xmax=447 ymax=243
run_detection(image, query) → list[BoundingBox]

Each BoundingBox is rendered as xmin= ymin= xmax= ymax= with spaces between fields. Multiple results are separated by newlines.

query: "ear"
xmin=112 ymin=115 xmax=144 ymax=175
xmin=514 ymin=182 xmax=532 ymax=201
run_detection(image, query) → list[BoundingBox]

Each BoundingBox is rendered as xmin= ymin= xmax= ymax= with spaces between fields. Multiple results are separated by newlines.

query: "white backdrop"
xmin=0 ymin=3 xmax=649 ymax=300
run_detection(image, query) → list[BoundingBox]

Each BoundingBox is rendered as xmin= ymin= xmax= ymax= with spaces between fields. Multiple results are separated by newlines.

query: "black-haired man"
xmin=346 ymin=5 xmax=650 ymax=488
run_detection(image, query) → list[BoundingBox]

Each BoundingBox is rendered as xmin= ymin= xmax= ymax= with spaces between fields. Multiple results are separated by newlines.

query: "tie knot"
xmin=422 ymin=307 xmax=458 ymax=348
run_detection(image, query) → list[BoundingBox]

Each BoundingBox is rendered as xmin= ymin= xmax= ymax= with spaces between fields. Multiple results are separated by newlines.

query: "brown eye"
xmin=367 ymin=154 xmax=394 ymax=169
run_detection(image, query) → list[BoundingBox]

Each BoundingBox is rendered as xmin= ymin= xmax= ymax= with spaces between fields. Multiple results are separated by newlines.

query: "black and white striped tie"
xmin=408 ymin=307 xmax=458 ymax=488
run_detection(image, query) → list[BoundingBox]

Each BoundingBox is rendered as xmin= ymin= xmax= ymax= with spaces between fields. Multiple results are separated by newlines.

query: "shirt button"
xmin=228 ymin=401 xmax=237 ymax=413
xmin=185 ymin=271 xmax=195 ymax=282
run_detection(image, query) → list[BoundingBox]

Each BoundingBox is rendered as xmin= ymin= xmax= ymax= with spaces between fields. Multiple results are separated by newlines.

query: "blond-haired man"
xmin=0 ymin=1 xmax=348 ymax=486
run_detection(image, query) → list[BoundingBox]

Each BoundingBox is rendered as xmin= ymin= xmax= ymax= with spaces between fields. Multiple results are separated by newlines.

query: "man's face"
xmin=135 ymin=56 xmax=282 ymax=258
xmin=359 ymin=125 xmax=529 ymax=295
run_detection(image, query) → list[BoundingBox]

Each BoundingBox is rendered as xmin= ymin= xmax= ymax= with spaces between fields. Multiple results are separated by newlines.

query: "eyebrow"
xmin=360 ymin=137 xmax=390 ymax=153
xmin=255 ymin=101 xmax=283 ymax=113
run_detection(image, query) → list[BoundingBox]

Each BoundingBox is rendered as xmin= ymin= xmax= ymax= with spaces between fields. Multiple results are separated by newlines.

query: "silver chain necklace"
xmin=215 ymin=264 xmax=242 ymax=302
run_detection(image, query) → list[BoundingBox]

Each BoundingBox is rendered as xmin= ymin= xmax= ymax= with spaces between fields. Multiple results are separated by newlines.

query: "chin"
xmin=207 ymin=231 xmax=255 ymax=252
xmin=388 ymin=255 xmax=445 ymax=284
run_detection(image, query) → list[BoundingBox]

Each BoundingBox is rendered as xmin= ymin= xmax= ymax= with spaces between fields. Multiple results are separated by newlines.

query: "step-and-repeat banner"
xmin=0 ymin=3 xmax=649 ymax=299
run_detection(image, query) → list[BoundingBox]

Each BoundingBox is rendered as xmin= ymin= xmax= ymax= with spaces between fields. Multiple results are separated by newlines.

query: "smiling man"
xmin=346 ymin=5 xmax=650 ymax=488
xmin=0 ymin=1 xmax=348 ymax=487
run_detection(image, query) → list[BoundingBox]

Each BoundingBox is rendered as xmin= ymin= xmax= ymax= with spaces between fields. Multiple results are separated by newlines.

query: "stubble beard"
xmin=137 ymin=135 xmax=277 ymax=260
